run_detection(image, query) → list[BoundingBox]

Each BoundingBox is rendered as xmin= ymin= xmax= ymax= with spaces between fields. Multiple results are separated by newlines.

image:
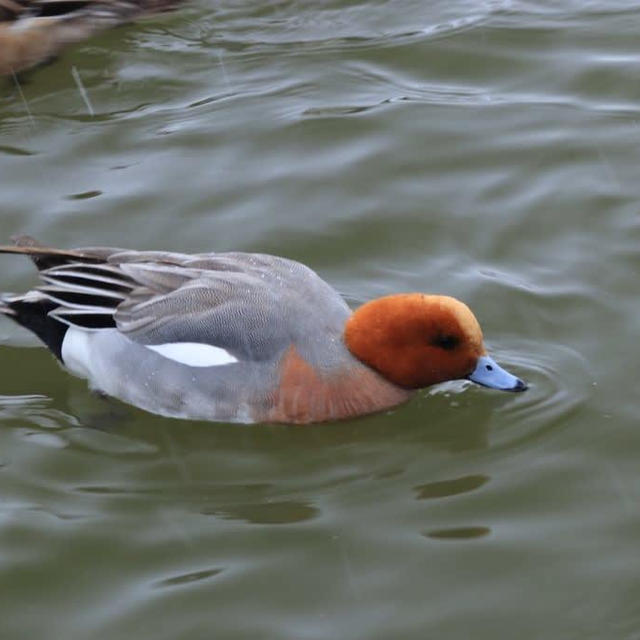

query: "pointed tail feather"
xmin=0 ymin=235 xmax=105 ymax=270
xmin=0 ymin=237 xmax=124 ymax=359
xmin=0 ymin=294 xmax=17 ymax=316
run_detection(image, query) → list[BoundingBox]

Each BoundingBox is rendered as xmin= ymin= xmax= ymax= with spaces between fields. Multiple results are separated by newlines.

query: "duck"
xmin=0 ymin=0 xmax=185 ymax=76
xmin=0 ymin=236 xmax=527 ymax=424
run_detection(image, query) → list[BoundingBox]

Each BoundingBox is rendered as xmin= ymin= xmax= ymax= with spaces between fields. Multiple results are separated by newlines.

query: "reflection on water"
xmin=208 ymin=0 xmax=507 ymax=45
xmin=0 ymin=394 xmax=77 ymax=430
xmin=414 ymin=474 xmax=490 ymax=500
xmin=203 ymin=500 xmax=320 ymax=525
xmin=424 ymin=526 xmax=491 ymax=540
xmin=153 ymin=567 xmax=223 ymax=589
xmin=2 ymin=0 xmax=640 ymax=638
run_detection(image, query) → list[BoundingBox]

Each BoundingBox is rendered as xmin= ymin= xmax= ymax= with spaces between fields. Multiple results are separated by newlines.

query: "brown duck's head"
xmin=344 ymin=294 xmax=526 ymax=391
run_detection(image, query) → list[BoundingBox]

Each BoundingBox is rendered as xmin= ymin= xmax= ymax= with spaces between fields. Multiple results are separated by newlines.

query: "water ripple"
xmin=203 ymin=500 xmax=320 ymax=525
xmin=491 ymin=341 xmax=591 ymax=449
xmin=153 ymin=567 xmax=223 ymax=589
xmin=206 ymin=0 xmax=510 ymax=48
xmin=424 ymin=525 xmax=491 ymax=540
xmin=0 ymin=395 xmax=78 ymax=431
xmin=414 ymin=474 xmax=490 ymax=500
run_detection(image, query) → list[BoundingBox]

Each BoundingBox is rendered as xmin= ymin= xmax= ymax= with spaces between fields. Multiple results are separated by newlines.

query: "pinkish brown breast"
xmin=261 ymin=346 xmax=412 ymax=424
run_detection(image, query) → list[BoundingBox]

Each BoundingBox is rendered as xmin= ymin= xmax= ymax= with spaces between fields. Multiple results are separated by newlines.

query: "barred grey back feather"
xmin=1 ymin=242 xmax=353 ymax=370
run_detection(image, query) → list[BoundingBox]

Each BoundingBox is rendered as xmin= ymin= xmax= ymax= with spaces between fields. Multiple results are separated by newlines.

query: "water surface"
xmin=2 ymin=1 xmax=640 ymax=638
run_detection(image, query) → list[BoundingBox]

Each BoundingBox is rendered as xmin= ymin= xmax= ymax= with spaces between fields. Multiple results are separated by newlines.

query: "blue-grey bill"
xmin=467 ymin=355 xmax=527 ymax=391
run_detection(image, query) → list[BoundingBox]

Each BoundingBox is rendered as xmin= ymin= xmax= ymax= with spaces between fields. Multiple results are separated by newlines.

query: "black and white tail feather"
xmin=40 ymin=262 xmax=135 ymax=329
xmin=0 ymin=236 xmax=131 ymax=359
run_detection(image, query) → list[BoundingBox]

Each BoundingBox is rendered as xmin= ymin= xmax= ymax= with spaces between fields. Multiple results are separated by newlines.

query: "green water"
xmin=1 ymin=1 xmax=640 ymax=638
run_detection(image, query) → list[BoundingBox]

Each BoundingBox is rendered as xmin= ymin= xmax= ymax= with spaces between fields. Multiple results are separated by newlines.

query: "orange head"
xmin=344 ymin=293 xmax=526 ymax=391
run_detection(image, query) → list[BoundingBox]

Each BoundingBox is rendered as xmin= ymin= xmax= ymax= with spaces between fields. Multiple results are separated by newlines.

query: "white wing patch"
xmin=146 ymin=342 xmax=238 ymax=367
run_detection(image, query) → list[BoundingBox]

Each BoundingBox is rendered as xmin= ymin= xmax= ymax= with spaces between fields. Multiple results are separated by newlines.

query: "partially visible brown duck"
xmin=0 ymin=0 xmax=185 ymax=75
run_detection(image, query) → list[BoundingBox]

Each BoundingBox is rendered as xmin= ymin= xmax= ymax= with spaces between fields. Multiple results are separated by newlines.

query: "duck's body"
xmin=0 ymin=237 xmax=526 ymax=424
xmin=0 ymin=0 xmax=184 ymax=75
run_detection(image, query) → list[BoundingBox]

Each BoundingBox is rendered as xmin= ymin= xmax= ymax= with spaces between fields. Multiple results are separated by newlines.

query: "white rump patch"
xmin=61 ymin=326 xmax=92 ymax=378
xmin=146 ymin=342 xmax=238 ymax=367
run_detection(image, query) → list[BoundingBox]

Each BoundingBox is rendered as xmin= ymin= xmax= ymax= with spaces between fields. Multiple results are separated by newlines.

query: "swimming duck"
xmin=0 ymin=0 xmax=185 ymax=75
xmin=0 ymin=236 xmax=526 ymax=424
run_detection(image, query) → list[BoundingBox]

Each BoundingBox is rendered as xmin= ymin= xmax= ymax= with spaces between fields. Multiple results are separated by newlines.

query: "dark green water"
xmin=1 ymin=1 xmax=640 ymax=638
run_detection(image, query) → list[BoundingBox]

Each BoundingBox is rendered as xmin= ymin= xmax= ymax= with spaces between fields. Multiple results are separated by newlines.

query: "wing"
xmin=0 ymin=240 xmax=351 ymax=365
xmin=112 ymin=252 xmax=352 ymax=363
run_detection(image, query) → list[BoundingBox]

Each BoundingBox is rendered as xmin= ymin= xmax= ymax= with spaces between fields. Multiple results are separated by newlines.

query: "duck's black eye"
xmin=434 ymin=334 xmax=460 ymax=350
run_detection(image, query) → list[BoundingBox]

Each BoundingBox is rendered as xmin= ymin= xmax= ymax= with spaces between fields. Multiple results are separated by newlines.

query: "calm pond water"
xmin=1 ymin=0 xmax=640 ymax=638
